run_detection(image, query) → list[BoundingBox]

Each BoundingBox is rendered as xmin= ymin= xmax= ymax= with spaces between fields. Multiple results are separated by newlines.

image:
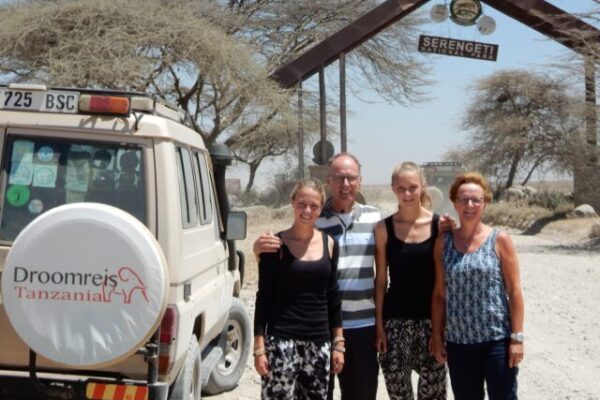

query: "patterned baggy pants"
xmin=261 ymin=336 xmax=331 ymax=399
xmin=379 ymin=319 xmax=447 ymax=400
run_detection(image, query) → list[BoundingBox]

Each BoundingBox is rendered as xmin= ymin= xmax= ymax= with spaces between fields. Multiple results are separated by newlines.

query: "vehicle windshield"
xmin=0 ymin=136 xmax=146 ymax=242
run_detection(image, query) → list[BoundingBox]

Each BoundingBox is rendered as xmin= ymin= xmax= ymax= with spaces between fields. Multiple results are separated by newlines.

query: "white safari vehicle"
xmin=0 ymin=84 xmax=250 ymax=400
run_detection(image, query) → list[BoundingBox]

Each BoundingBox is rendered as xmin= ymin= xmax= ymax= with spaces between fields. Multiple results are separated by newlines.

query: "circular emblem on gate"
xmin=477 ymin=15 xmax=496 ymax=35
xmin=449 ymin=0 xmax=482 ymax=26
xmin=430 ymin=4 xmax=449 ymax=23
xmin=1 ymin=203 xmax=169 ymax=368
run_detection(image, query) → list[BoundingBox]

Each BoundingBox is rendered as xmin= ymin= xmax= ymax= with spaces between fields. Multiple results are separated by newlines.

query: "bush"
xmin=234 ymin=190 xmax=261 ymax=207
xmin=259 ymin=172 xmax=299 ymax=208
xmin=526 ymin=190 xmax=573 ymax=212
xmin=483 ymin=189 xmax=573 ymax=230
xmin=483 ymin=202 xmax=555 ymax=230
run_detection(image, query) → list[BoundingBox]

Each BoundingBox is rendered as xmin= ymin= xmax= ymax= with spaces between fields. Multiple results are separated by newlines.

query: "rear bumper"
xmin=0 ymin=372 xmax=168 ymax=400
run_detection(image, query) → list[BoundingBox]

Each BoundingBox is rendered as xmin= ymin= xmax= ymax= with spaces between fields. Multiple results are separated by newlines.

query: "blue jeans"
xmin=446 ymin=339 xmax=518 ymax=400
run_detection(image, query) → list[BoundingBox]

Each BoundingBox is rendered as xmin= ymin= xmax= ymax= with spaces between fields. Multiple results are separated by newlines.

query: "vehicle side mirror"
xmin=226 ymin=211 xmax=246 ymax=240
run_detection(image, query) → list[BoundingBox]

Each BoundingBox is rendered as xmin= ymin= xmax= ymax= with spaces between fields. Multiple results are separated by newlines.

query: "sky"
xmin=229 ymin=0 xmax=599 ymax=188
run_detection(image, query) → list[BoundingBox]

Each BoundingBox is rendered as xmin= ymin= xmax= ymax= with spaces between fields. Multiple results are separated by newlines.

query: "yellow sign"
xmin=450 ymin=0 xmax=482 ymax=26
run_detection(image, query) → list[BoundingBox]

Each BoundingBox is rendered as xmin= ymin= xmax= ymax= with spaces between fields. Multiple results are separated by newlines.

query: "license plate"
xmin=0 ymin=88 xmax=79 ymax=113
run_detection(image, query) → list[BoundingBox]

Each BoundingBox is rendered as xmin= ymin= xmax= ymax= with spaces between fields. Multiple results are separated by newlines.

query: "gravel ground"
xmin=208 ymin=217 xmax=600 ymax=400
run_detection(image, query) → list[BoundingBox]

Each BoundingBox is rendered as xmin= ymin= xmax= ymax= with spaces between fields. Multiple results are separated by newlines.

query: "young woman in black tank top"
xmin=374 ymin=162 xmax=447 ymax=400
xmin=253 ymin=179 xmax=344 ymax=399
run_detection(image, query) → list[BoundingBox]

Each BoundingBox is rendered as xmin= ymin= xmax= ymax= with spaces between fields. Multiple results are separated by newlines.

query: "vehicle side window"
xmin=194 ymin=151 xmax=213 ymax=225
xmin=175 ymin=146 xmax=198 ymax=228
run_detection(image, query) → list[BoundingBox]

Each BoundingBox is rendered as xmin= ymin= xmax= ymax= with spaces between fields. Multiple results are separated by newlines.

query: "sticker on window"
xmin=6 ymin=185 xmax=31 ymax=207
xmin=37 ymin=146 xmax=55 ymax=162
xmin=28 ymin=199 xmax=44 ymax=214
xmin=11 ymin=141 xmax=34 ymax=163
xmin=65 ymin=152 xmax=91 ymax=192
xmin=33 ymin=165 xmax=57 ymax=188
xmin=9 ymin=162 xmax=34 ymax=185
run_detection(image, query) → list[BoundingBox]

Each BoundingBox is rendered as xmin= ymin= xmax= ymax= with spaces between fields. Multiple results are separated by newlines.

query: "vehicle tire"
xmin=171 ymin=335 xmax=202 ymax=400
xmin=203 ymin=298 xmax=251 ymax=395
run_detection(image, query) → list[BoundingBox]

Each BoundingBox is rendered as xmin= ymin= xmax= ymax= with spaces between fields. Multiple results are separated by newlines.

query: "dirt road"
xmin=210 ymin=222 xmax=600 ymax=399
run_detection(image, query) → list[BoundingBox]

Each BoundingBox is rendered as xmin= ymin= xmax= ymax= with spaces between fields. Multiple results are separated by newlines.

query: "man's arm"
xmin=252 ymin=231 xmax=282 ymax=261
xmin=374 ymin=220 xmax=388 ymax=354
xmin=438 ymin=213 xmax=456 ymax=234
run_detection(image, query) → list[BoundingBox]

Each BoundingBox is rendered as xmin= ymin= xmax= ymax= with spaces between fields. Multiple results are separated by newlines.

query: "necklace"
xmin=458 ymin=226 xmax=479 ymax=252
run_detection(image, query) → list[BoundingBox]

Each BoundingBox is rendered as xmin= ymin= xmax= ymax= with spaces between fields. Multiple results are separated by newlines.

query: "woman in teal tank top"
xmin=431 ymin=172 xmax=525 ymax=400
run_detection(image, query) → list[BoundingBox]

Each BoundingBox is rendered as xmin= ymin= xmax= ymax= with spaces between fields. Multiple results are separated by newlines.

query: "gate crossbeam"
xmin=482 ymin=0 xmax=600 ymax=54
xmin=269 ymin=0 xmax=600 ymax=89
xmin=270 ymin=0 xmax=429 ymax=89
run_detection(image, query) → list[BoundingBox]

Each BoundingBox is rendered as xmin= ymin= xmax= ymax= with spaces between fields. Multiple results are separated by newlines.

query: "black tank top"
xmin=254 ymin=231 xmax=342 ymax=342
xmin=383 ymin=214 xmax=439 ymax=320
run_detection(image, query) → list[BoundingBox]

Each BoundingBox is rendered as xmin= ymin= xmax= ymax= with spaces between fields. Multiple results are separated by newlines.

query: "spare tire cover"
xmin=1 ymin=203 xmax=168 ymax=368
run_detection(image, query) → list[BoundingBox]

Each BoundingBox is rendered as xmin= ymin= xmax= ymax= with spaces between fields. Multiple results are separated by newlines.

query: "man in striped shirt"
xmin=318 ymin=153 xmax=380 ymax=400
xmin=253 ymin=153 xmax=380 ymax=400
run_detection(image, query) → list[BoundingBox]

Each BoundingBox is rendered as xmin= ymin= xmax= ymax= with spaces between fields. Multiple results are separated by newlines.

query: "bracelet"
xmin=332 ymin=346 xmax=345 ymax=353
xmin=253 ymin=348 xmax=266 ymax=357
xmin=332 ymin=336 xmax=345 ymax=345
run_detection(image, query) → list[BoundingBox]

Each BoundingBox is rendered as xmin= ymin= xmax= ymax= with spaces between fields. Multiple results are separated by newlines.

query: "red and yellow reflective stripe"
xmin=86 ymin=382 xmax=148 ymax=400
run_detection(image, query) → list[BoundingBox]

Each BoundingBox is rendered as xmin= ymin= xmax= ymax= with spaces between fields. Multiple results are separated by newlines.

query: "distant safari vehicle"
xmin=0 ymin=84 xmax=250 ymax=400
xmin=421 ymin=161 xmax=465 ymax=219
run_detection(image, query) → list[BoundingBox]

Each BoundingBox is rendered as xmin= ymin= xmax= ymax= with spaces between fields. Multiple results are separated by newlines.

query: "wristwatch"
xmin=510 ymin=332 xmax=525 ymax=343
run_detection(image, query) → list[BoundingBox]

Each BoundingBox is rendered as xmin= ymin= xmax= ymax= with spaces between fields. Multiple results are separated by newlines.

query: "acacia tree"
xmin=0 ymin=0 xmax=298 ymax=161
xmin=217 ymin=0 xmax=431 ymax=103
xmin=229 ymin=125 xmax=294 ymax=192
xmin=211 ymin=0 xmax=432 ymax=176
xmin=448 ymin=69 xmax=585 ymax=195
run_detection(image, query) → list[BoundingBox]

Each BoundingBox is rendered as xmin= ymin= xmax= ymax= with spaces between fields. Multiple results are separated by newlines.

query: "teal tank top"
xmin=442 ymin=229 xmax=511 ymax=344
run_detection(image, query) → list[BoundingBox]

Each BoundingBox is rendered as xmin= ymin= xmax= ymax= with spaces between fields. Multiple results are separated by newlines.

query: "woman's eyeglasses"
xmin=456 ymin=197 xmax=484 ymax=206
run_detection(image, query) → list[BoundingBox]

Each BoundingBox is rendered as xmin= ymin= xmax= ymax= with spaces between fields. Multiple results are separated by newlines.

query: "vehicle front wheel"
xmin=203 ymin=298 xmax=251 ymax=395
xmin=171 ymin=334 xmax=201 ymax=400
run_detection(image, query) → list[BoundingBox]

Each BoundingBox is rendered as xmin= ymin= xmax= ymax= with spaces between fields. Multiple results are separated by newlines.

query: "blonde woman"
xmin=374 ymin=162 xmax=447 ymax=400
xmin=431 ymin=172 xmax=524 ymax=400
xmin=253 ymin=179 xmax=344 ymax=399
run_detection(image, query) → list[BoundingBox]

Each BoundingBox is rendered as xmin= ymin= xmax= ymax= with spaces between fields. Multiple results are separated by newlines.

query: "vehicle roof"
xmin=0 ymin=109 xmax=206 ymax=150
xmin=0 ymin=86 xmax=206 ymax=150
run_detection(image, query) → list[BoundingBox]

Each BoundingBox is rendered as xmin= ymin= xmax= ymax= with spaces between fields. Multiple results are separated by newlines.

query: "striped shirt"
xmin=317 ymin=200 xmax=381 ymax=329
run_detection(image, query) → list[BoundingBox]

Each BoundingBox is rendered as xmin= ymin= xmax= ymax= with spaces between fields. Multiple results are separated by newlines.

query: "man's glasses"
xmin=456 ymin=197 xmax=484 ymax=206
xmin=331 ymin=174 xmax=360 ymax=184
